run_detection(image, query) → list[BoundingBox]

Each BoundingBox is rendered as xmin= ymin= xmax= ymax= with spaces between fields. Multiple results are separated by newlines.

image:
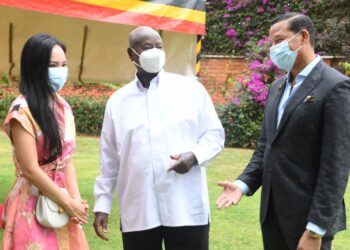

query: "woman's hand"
xmin=63 ymin=197 xmax=89 ymax=225
xmin=71 ymin=199 xmax=89 ymax=224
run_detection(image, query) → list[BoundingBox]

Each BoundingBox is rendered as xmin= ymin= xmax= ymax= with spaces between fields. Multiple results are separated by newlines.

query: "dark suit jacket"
xmin=237 ymin=60 xmax=350 ymax=238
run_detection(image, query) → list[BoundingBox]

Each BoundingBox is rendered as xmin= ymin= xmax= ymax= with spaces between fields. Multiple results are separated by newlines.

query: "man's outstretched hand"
xmin=168 ymin=152 xmax=198 ymax=174
xmin=216 ymin=181 xmax=243 ymax=208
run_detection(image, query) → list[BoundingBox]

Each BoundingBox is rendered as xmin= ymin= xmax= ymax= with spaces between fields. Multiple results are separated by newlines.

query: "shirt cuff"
xmin=233 ymin=180 xmax=250 ymax=195
xmin=306 ymin=222 xmax=326 ymax=236
xmin=191 ymin=146 xmax=208 ymax=166
xmin=93 ymin=194 xmax=113 ymax=214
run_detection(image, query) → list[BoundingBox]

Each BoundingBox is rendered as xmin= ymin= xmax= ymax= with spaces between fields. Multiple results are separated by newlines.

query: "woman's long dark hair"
xmin=19 ymin=34 xmax=66 ymax=165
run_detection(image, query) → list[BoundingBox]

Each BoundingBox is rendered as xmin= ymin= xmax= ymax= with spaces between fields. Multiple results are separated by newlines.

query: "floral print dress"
xmin=1 ymin=94 xmax=89 ymax=250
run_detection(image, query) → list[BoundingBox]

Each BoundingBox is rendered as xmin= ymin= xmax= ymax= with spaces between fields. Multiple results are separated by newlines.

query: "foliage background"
xmin=204 ymin=0 xmax=349 ymax=147
xmin=203 ymin=0 xmax=349 ymax=57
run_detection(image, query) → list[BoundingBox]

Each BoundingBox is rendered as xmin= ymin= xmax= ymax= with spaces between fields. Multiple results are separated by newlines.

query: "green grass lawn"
xmin=0 ymin=131 xmax=349 ymax=249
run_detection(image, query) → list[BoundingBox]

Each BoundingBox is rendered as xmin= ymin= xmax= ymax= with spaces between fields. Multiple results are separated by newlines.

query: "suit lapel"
xmin=272 ymin=60 xmax=326 ymax=142
xmin=269 ymin=77 xmax=287 ymax=135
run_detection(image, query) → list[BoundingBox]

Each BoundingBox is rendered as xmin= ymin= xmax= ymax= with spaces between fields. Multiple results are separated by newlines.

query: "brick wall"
xmin=198 ymin=56 xmax=247 ymax=104
xmin=198 ymin=55 xmax=340 ymax=104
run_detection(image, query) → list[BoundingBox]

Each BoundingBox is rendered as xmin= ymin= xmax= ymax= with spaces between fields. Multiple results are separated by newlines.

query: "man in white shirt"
xmin=93 ymin=26 xmax=225 ymax=250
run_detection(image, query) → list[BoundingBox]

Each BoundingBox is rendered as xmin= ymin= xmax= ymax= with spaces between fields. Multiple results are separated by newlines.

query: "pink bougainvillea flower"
xmin=226 ymin=28 xmax=238 ymax=37
xmin=256 ymin=6 xmax=264 ymax=13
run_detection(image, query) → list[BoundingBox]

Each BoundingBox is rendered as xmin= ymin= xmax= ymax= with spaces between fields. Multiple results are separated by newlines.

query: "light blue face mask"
xmin=269 ymin=32 xmax=303 ymax=71
xmin=48 ymin=66 xmax=68 ymax=92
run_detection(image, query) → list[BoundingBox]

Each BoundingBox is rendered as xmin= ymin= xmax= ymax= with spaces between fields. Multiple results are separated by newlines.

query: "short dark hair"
xmin=272 ymin=13 xmax=316 ymax=46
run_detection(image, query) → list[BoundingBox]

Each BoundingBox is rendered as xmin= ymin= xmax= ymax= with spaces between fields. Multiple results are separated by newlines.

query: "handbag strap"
xmin=51 ymin=160 xmax=65 ymax=182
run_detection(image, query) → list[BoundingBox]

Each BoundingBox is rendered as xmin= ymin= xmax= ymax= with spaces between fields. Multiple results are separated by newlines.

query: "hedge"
xmin=1 ymin=93 xmax=259 ymax=147
xmin=0 ymin=94 xmax=16 ymax=126
xmin=0 ymin=94 xmax=107 ymax=136
xmin=217 ymin=101 xmax=263 ymax=148
xmin=64 ymin=96 xmax=107 ymax=136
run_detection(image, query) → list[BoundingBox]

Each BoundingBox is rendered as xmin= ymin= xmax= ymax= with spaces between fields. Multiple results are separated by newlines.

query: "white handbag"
xmin=36 ymin=188 xmax=70 ymax=228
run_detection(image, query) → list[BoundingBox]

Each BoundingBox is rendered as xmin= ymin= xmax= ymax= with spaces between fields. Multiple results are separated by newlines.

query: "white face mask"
xmin=131 ymin=47 xmax=166 ymax=73
xmin=269 ymin=32 xmax=303 ymax=71
xmin=48 ymin=66 xmax=68 ymax=92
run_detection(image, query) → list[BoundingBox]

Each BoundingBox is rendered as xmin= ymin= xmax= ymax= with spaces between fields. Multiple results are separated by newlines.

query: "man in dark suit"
xmin=216 ymin=13 xmax=350 ymax=250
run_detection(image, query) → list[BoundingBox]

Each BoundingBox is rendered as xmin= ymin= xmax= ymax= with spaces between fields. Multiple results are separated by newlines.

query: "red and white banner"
xmin=0 ymin=0 xmax=206 ymax=34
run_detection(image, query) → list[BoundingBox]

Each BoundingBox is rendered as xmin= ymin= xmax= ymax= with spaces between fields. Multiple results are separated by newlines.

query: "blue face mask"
xmin=48 ymin=66 xmax=68 ymax=92
xmin=269 ymin=32 xmax=303 ymax=71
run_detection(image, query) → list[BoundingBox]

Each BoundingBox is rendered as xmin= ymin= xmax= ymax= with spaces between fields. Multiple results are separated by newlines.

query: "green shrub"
xmin=0 ymin=94 xmax=16 ymax=125
xmin=0 ymin=94 xmax=107 ymax=136
xmin=218 ymin=96 xmax=263 ymax=148
xmin=339 ymin=61 xmax=350 ymax=77
xmin=64 ymin=96 xmax=108 ymax=136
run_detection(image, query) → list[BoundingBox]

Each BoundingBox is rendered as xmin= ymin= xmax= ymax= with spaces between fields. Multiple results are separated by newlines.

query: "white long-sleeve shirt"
xmin=93 ymin=71 xmax=224 ymax=232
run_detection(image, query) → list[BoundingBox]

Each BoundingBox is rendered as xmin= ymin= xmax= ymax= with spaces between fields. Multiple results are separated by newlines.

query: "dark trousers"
xmin=122 ymin=224 xmax=209 ymax=250
xmin=262 ymin=196 xmax=333 ymax=250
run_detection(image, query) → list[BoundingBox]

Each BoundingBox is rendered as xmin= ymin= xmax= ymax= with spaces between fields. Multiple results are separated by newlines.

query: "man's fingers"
xmin=170 ymin=154 xmax=181 ymax=160
xmin=168 ymin=155 xmax=181 ymax=172
xmin=94 ymin=223 xmax=109 ymax=241
xmin=101 ymin=217 xmax=108 ymax=231
xmin=167 ymin=166 xmax=183 ymax=173
xmin=224 ymin=199 xmax=235 ymax=208
xmin=217 ymin=181 xmax=229 ymax=187
xmin=217 ymin=199 xmax=231 ymax=208
xmin=168 ymin=164 xmax=189 ymax=174
xmin=168 ymin=161 xmax=182 ymax=172
xmin=218 ymin=198 xmax=235 ymax=208
xmin=216 ymin=192 xmax=239 ymax=208
xmin=167 ymin=164 xmax=176 ymax=172
xmin=96 ymin=226 xmax=109 ymax=241
xmin=101 ymin=220 xmax=108 ymax=235
xmin=216 ymin=195 xmax=229 ymax=208
xmin=216 ymin=198 xmax=225 ymax=208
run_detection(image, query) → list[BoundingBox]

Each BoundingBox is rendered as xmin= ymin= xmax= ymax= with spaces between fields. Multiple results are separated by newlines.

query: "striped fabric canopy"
xmin=0 ymin=0 xmax=206 ymax=34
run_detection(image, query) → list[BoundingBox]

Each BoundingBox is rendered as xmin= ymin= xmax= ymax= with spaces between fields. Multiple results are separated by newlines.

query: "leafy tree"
xmin=317 ymin=0 xmax=349 ymax=60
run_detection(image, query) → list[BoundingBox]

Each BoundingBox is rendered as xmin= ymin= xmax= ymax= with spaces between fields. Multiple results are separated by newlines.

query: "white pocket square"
xmin=304 ymin=95 xmax=315 ymax=103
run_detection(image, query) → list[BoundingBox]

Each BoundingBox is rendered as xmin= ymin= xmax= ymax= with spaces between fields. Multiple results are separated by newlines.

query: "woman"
xmin=1 ymin=34 xmax=89 ymax=250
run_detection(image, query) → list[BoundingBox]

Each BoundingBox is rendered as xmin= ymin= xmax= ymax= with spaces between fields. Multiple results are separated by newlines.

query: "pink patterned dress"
xmin=1 ymin=94 xmax=89 ymax=250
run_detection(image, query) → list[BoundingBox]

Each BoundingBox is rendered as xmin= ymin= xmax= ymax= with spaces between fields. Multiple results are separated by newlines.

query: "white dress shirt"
xmin=94 ymin=71 xmax=224 ymax=232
